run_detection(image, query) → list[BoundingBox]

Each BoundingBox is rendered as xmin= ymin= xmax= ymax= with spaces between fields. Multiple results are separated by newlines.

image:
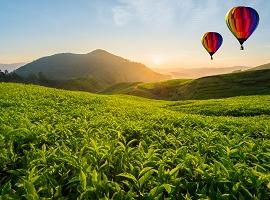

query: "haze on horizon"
xmin=0 ymin=0 xmax=269 ymax=69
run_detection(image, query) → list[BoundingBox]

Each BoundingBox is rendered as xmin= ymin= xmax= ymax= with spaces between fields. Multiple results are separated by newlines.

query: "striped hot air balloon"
xmin=202 ymin=32 xmax=223 ymax=60
xmin=226 ymin=6 xmax=259 ymax=50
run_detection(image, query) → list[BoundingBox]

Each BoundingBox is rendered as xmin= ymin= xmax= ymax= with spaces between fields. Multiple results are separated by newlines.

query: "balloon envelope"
xmin=226 ymin=6 xmax=259 ymax=50
xmin=202 ymin=32 xmax=223 ymax=60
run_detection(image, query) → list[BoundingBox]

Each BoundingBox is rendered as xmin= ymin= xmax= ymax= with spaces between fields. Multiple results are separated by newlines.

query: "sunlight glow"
xmin=151 ymin=55 xmax=164 ymax=65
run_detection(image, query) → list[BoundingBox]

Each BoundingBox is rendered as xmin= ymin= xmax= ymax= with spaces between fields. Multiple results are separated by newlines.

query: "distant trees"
xmin=0 ymin=70 xmax=52 ymax=86
xmin=0 ymin=70 xmax=5 ymax=80
xmin=0 ymin=69 xmax=91 ymax=92
xmin=0 ymin=69 xmax=9 ymax=76
xmin=0 ymin=69 xmax=24 ymax=82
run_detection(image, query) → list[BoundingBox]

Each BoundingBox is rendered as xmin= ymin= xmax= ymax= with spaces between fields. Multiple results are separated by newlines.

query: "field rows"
xmin=0 ymin=83 xmax=270 ymax=199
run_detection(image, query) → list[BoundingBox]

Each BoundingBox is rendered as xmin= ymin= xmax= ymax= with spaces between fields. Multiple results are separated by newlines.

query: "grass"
xmin=103 ymin=69 xmax=270 ymax=101
xmin=166 ymin=96 xmax=270 ymax=117
xmin=102 ymin=79 xmax=192 ymax=100
xmin=101 ymin=82 xmax=141 ymax=94
xmin=0 ymin=83 xmax=270 ymax=199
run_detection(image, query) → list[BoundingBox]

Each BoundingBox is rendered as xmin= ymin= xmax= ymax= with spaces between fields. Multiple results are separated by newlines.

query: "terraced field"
xmin=0 ymin=83 xmax=269 ymax=199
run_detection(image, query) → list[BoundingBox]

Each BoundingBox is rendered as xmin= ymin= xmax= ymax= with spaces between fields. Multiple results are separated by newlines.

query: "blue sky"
xmin=0 ymin=0 xmax=269 ymax=69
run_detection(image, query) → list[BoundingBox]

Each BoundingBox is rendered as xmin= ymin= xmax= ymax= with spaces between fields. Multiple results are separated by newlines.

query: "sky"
xmin=0 ymin=0 xmax=269 ymax=69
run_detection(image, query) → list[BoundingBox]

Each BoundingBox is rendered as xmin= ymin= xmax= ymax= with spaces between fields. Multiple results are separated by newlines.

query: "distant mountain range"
xmin=159 ymin=62 xmax=270 ymax=79
xmin=15 ymin=50 xmax=169 ymax=91
xmin=0 ymin=63 xmax=26 ymax=72
xmin=249 ymin=63 xmax=270 ymax=71
xmin=10 ymin=49 xmax=270 ymax=97
xmin=155 ymin=66 xmax=250 ymax=79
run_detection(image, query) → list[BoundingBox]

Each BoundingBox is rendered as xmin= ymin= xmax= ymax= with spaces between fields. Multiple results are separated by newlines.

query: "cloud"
xmin=111 ymin=0 xmax=223 ymax=29
xmin=112 ymin=6 xmax=132 ymax=26
xmin=111 ymin=0 xmax=179 ymax=27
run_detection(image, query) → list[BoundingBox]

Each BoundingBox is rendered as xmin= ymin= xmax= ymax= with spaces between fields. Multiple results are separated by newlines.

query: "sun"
xmin=151 ymin=55 xmax=164 ymax=65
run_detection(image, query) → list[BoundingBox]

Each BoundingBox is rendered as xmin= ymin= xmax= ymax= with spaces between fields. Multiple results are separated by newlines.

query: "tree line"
xmin=0 ymin=70 xmax=56 ymax=86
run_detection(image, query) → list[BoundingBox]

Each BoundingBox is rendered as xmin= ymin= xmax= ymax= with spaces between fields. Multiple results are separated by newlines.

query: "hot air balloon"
xmin=202 ymin=32 xmax=223 ymax=60
xmin=226 ymin=6 xmax=259 ymax=50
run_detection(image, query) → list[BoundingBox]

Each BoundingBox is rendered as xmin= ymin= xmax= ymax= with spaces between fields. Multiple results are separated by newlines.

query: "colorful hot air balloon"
xmin=226 ymin=6 xmax=259 ymax=50
xmin=202 ymin=32 xmax=223 ymax=60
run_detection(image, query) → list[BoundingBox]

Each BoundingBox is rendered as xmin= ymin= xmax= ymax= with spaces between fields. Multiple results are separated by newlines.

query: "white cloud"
xmin=111 ymin=0 xmax=223 ymax=29
xmin=111 ymin=0 xmax=179 ymax=27
xmin=112 ymin=6 xmax=132 ymax=26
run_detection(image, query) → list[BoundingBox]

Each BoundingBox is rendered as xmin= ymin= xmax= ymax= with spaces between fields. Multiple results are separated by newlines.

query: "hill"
xmin=0 ymin=83 xmax=269 ymax=199
xmin=15 ymin=50 xmax=169 ymax=91
xmin=154 ymin=66 xmax=249 ymax=79
xmin=249 ymin=63 xmax=270 ymax=71
xmin=103 ymin=69 xmax=270 ymax=100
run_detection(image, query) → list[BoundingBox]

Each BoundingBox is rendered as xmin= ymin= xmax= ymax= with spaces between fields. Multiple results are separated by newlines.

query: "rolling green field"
xmin=103 ymin=69 xmax=270 ymax=101
xmin=0 ymin=83 xmax=270 ymax=199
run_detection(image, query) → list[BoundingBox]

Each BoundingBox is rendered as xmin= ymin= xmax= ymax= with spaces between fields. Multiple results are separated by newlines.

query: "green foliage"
xmin=104 ymin=69 xmax=270 ymax=101
xmin=0 ymin=83 xmax=270 ymax=199
xmin=101 ymin=82 xmax=142 ymax=94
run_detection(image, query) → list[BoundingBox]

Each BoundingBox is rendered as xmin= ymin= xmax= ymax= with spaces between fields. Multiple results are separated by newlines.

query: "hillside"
xmin=249 ymin=63 xmax=270 ymax=71
xmin=0 ymin=83 xmax=269 ymax=199
xmin=103 ymin=69 xmax=270 ymax=100
xmin=15 ymin=50 xmax=169 ymax=91
xmin=155 ymin=66 xmax=249 ymax=79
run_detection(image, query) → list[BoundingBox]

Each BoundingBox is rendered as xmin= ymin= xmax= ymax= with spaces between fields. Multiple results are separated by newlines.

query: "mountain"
xmin=103 ymin=69 xmax=270 ymax=100
xmin=154 ymin=66 xmax=250 ymax=79
xmin=0 ymin=62 xmax=26 ymax=72
xmin=249 ymin=63 xmax=270 ymax=71
xmin=15 ymin=50 xmax=169 ymax=91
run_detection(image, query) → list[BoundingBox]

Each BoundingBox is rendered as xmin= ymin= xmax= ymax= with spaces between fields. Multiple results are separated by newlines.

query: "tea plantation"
xmin=0 ymin=83 xmax=269 ymax=199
